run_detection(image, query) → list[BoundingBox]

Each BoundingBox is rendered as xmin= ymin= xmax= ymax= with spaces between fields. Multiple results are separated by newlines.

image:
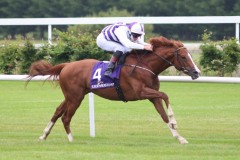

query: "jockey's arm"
xmin=136 ymin=38 xmax=150 ymax=46
xmin=115 ymin=29 xmax=144 ymax=50
xmin=135 ymin=37 xmax=152 ymax=51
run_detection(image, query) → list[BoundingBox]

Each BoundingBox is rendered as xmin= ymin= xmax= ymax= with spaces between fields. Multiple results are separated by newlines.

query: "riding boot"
xmin=104 ymin=51 xmax=123 ymax=77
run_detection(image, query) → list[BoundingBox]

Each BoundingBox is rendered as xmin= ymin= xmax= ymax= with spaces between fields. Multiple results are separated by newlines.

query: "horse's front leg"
xmin=39 ymin=100 xmax=67 ymax=140
xmin=149 ymin=98 xmax=188 ymax=144
xmin=142 ymin=88 xmax=188 ymax=144
xmin=167 ymin=104 xmax=188 ymax=144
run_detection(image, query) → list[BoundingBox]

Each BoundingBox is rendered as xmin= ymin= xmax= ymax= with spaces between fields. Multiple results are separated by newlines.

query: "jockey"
xmin=96 ymin=22 xmax=153 ymax=77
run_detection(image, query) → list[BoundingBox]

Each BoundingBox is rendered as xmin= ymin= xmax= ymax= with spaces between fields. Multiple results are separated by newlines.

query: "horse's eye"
xmin=182 ymin=57 xmax=187 ymax=60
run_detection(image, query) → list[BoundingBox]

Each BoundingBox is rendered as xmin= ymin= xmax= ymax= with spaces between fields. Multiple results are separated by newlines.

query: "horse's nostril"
xmin=193 ymin=71 xmax=199 ymax=75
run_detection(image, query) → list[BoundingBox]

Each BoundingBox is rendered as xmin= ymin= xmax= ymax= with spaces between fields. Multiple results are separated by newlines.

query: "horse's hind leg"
xmin=39 ymin=100 xmax=67 ymax=140
xmin=149 ymin=92 xmax=188 ymax=144
xmin=61 ymin=96 xmax=84 ymax=142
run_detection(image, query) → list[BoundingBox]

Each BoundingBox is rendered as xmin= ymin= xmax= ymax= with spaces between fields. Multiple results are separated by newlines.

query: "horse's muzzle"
xmin=183 ymin=69 xmax=200 ymax=80
xmin=189 ymin=70 xmax=200 ymax=80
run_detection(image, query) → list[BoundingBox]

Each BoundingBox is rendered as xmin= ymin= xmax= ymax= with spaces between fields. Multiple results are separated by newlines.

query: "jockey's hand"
xmin=144 ymin=45 xmax=153 ymax=51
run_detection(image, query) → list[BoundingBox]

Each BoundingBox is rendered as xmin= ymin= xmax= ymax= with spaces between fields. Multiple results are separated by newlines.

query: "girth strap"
xmin=113 ymin=79 xmax=127 ymax=102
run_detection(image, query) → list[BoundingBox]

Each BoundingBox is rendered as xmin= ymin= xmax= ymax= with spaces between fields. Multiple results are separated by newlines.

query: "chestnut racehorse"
xmin=27 ymin=36 xmax=200 ymax=144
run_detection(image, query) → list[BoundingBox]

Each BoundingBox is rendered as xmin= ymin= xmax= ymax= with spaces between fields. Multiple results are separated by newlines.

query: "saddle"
xmin=90 ymin=61 xmax=127 ymax=102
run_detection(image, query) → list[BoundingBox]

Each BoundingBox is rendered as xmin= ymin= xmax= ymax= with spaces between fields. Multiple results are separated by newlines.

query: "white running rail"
xmin=0 ymin=16 xmax=239 ymax=43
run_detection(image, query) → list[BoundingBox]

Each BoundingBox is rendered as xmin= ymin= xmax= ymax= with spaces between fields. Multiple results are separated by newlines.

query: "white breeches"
xmin=96 ymin=33 xmax=131 ymax=54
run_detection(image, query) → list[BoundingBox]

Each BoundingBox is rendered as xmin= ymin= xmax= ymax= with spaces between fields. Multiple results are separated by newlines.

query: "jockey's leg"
xmin=104 ymin=50 xmax=123 ymax=76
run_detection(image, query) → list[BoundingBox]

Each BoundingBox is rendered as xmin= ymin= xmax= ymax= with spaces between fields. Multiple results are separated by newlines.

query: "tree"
xmin=0 ymin=0 xmax=239 ymax=40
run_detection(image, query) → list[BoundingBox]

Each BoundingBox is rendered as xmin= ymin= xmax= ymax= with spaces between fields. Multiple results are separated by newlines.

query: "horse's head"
xmin=150 ymin=37 xmax=200 ymax=80
xmin=171 ymin=46 xmax=200 ymax=79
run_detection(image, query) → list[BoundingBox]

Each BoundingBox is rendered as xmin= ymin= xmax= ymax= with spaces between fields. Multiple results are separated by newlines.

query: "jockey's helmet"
xmin=129 ymin=22 xmax=145 ymax=36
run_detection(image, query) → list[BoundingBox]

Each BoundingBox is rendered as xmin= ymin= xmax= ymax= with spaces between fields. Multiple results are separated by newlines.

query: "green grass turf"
xmin=0 ymin=81 xmax=239 ymax=160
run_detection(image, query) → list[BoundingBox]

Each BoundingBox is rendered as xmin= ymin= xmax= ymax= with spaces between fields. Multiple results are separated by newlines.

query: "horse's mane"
xmin=149 ymin=36 xmax=184 ymax=49
xmin=129 ymin=36 xmax=184 ymax=55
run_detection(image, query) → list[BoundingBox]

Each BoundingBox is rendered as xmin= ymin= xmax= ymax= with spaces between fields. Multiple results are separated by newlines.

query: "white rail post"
xmin=88 ymin=92 xmax=95 ymax=137
xmin=236 ymin=23 xmax=239 ymax=43
xmin=48 ymin=24 xmax=52 ymax=44
xmin=235 ymin=23 xmax=239 ymax=77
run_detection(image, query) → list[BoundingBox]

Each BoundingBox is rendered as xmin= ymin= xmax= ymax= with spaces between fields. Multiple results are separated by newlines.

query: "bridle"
xmin=153 ymin=46 xmax=190 ymax=72
xmin=126 ymin=47 xmax=191 ymax=76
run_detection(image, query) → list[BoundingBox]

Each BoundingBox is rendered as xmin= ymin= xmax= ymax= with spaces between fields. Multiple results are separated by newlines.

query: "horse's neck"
xmin=147 ymin=55 xmax=172 ymax=75
xmin=126 ymin=50 xmax=173 ymax=75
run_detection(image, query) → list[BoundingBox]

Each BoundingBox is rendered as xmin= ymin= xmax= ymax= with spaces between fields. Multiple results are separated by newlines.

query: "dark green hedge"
xmin=200 ymin=31 xmax=240 ymax=77
xmin=1 ymin=29 xmax=240 ymax=76
xmin=0 ymin=29 xmax=110 ymax=74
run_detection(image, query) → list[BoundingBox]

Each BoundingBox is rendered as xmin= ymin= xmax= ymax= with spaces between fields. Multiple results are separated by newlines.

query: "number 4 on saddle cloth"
xmin=90 ymin=61 xmax=127 ymax=102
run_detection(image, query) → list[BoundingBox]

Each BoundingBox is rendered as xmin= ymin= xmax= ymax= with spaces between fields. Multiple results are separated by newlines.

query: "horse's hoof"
xmin=39 ymin=135 xmax=46 ymax=140
xmin=178 ymin=137 xmax=188 ymax=144
xmin=67 ymin=133 xmax=74 ymax=142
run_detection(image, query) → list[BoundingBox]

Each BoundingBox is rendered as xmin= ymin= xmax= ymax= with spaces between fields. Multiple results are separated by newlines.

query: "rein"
xmin=124 ymin=47 xmax=186 ymax=76
xmin=153 ymin=47 xmax=186 ymax=71
xmin=127 ymin=51 xmax=153 ymax=76
xmin=127 ymin=64 xmax=156 ymax=75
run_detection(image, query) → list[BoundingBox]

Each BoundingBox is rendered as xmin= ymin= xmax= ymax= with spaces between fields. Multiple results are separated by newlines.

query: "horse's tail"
xmin=26 ymin=60 xmax=68 ymax=85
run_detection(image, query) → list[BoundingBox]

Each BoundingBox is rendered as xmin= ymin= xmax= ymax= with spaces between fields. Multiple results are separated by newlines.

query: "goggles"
xmin=131 ymin=33 xmax=142 ymax=38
